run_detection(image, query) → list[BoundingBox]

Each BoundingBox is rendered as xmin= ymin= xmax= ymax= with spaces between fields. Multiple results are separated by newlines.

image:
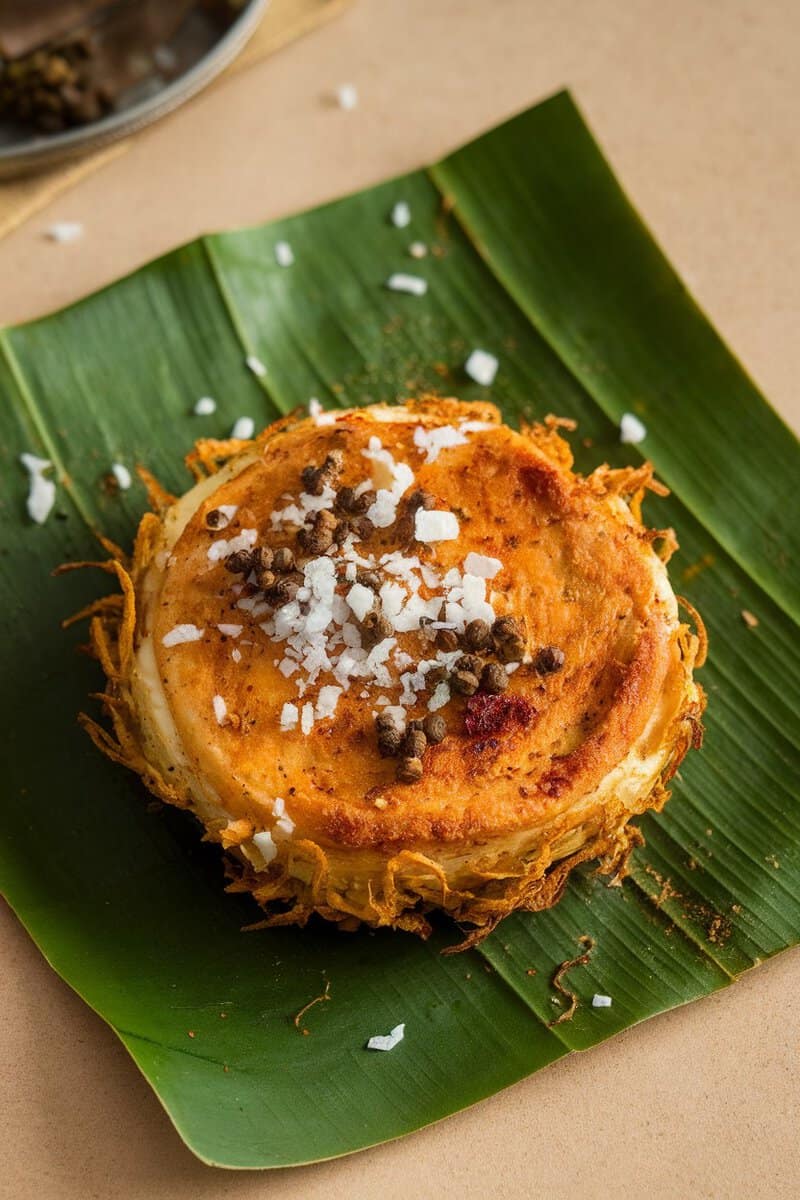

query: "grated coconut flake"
xmin=253 ymin=830 xmax=277 ymax=865
xmin=245 ymin=354 xmax=266 ymax=377
xmin=386 ymin=273 xmax=427 ymax=297
xmin=231 ymin=415 xmax=256 ymax=439
xmin=415 ymin=508 xmax=459 ymax=542
xmin=19 ymin=453 xmax=56 ymax=524
xmin=335 ymin=83 xmax=358 ymax=110
xmin=163 ymin=623 xmax=204 ymax=647
xmin=274 ymin=240 xmax=294 ymax=267
xmin=45 ymin=221 xmax=83 ymax=244
xmin=619 ymin=413 xmax=647 ymax=444
xmin=464 ymin=551 xmax=502 ymax=579
xmin=111 ymin=462 xmax=132 ymax=490
xmin=464 ymin=349 xmax=498 ymax=386
xmin=390 ymin=201 xmax=411 ymax=228
xmin=366 ymin=1023 xmax=405 ymax=1052
xmin=280 ymin=702 xmax=299 ymax=731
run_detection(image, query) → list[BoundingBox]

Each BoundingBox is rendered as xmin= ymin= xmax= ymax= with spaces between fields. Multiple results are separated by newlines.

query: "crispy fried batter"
xmin=74 ymin=398 xmax=706 ymax=947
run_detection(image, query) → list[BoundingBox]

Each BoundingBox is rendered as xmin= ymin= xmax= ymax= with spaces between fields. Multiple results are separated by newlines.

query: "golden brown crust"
xmin=74 ymin=397 xmax=706 ymax=945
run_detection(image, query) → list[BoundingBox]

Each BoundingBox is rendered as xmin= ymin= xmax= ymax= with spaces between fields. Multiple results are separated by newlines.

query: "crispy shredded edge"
xmin=61 ymin=429 xmax=708 ymax=952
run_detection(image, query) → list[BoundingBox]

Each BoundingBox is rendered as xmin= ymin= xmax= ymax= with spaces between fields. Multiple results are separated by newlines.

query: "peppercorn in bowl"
xmin=77 ymin=397 xmax=706 ymax=947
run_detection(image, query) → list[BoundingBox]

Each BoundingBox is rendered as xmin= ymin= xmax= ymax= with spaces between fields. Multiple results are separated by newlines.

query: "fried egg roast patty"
xmin=79 ymin=399 xmax=705 ymax=946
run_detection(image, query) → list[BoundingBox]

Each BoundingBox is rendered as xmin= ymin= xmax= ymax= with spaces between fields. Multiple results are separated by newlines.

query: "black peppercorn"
xmin=534 ymin=645 xmax=566 ymax=675
xmin=422 ymin=714 xmax=447 ymax=744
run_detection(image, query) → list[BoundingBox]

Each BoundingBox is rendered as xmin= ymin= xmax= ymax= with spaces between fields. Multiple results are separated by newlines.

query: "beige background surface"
xmin=1 ymin=2 xmax=798 ymax=1198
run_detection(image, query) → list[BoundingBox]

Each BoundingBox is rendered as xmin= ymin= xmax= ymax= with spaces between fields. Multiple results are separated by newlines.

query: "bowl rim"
xmin=0 ymin=0 xmax=270 ymax=178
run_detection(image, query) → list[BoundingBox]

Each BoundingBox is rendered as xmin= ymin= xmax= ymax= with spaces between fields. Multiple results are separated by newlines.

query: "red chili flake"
xmin=464 ymin=693 xmax=535 ymax=738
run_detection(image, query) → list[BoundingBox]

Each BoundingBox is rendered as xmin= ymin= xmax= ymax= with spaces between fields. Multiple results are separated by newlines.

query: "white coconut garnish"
xmin=619 ymin=413 xmax=647 ymax=444
xmin=382 ymin=705 xmax=407 ymax=732
xmin=162 ymin=623 xmax=205 ymax=647
xmin=308 ymin=396 xmax=336 ymax=426
xmin=592 ymin=994 xmax=613 ymax=1008
xmin=316 ymin=684 xmax=343 ymax=720
xmin=217 ymin=623 xmax=242 ymax=637
xmin=408 ymin=241 xmax=427 ymax=259
xmin=301 ymin=702 xmax=315 ymax=734
xmin=390 ymin=201 xmax=411 ymax=228
xmin=110 ymin=462 xmax=132 ymax=490
xmin=273 ymin=814 xmax=295 ymax=839
xmin=207 ymin=528 xmax=257 ymax=563
xmin=428 ymin=681 xmax=450 ymax=711
xmin=231 ymin=648 xmax=242 ymax=663
xmin=280 ymin=702 xmax=299 ymax=731
xmin=386 ymin=273 xmax=427 ymax=297
xmin=212 ymin=695 xmax=227 ymax=725
xmin=463 ymin=552 xmax=502 ymax=579
xmin=209 ymin=504 xmax=237 ymax=530
xmin=361 ymin=437 xmax=415 ymax=528
xmin=253 ymin=830 xmax=278 ymax=865
xmin=246 ymin=352 xmax=267 ymax=377
xmin=193 ymin=396 xmax=216 ymax=415
xmin=415 ymin=508 xmax=459 ymax=542
xmin=336 ymin=83 xmax=358 ymax=110
xmin=45 ymin=221 xmax=83 ymax=244
xmin=465 ymin=349 xmax=498 ymax=386
xmin=366 ymin=1023 xmax=405 ymax=1052
xmin=231 ymin=415 xmax=256 ymax=439
xmin=19 ymin=453 xmax=56 ymax=524
xmin=346 ymin=582 xmax=375 ymax=622
xmin=274 ymin=240 xmax=294 ymax=267
xmin=413 ymin=423 xmax=469 ymax=463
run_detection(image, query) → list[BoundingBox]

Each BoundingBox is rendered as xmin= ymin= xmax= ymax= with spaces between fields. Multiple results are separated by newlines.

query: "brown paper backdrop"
xmin=1 ymin=1 xmax=798 ymax=1197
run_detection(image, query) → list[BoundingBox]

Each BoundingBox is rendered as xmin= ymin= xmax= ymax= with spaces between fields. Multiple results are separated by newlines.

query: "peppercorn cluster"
xmin=372 ymin=616 xmax=565 ymax=784
xmin=212 ymin=451 xmax=565 ymax=786
xmin=0 ymin=37 xmax=113 ymax=132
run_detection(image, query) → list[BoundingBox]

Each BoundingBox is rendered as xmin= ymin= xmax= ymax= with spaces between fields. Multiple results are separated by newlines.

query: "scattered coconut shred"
xmin=386 ymin=273 xmax=427 ymax=297
xmin=246 ymin=355 xmax=266 ymax=378
xmin=194 ymin=396 xmax=217 ymax=416
xmin=335 ymin=83 xmax=358 ymax=110
xmin=19 ymin=453 xmax=56 ymax=524
xmin=366 ymin=1023 xmax=405 ymax=1052
xmin=592 ymin=994 xmax=613 ymax=1008
xmin=619 ymin=412 xmax=647 ymax=445
xmin=390 ymin=201 xmax=411 ymax=228
xmin=45 ymin=221 xmax=83 ymax=244
xmin=465 ymin=349 xmax=499 ymax=387
xmin=230 ymin=416 xmax=256 ymax=440
xmin=274 ymin=240 xmax=294 ymax=268
xmin=165 ymin=402 xmax=520 ymax=743
xmin=110 ymin=462 xmax=132 ymax=491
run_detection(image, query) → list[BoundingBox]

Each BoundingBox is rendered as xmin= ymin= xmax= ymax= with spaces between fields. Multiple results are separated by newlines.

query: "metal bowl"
xmin=0 ymin=0 xmax=269 ymax=179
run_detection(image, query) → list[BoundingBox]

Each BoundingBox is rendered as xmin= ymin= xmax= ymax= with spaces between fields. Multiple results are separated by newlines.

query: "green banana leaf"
xmin=1 ymin=89 xmax=798 ymax=1169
